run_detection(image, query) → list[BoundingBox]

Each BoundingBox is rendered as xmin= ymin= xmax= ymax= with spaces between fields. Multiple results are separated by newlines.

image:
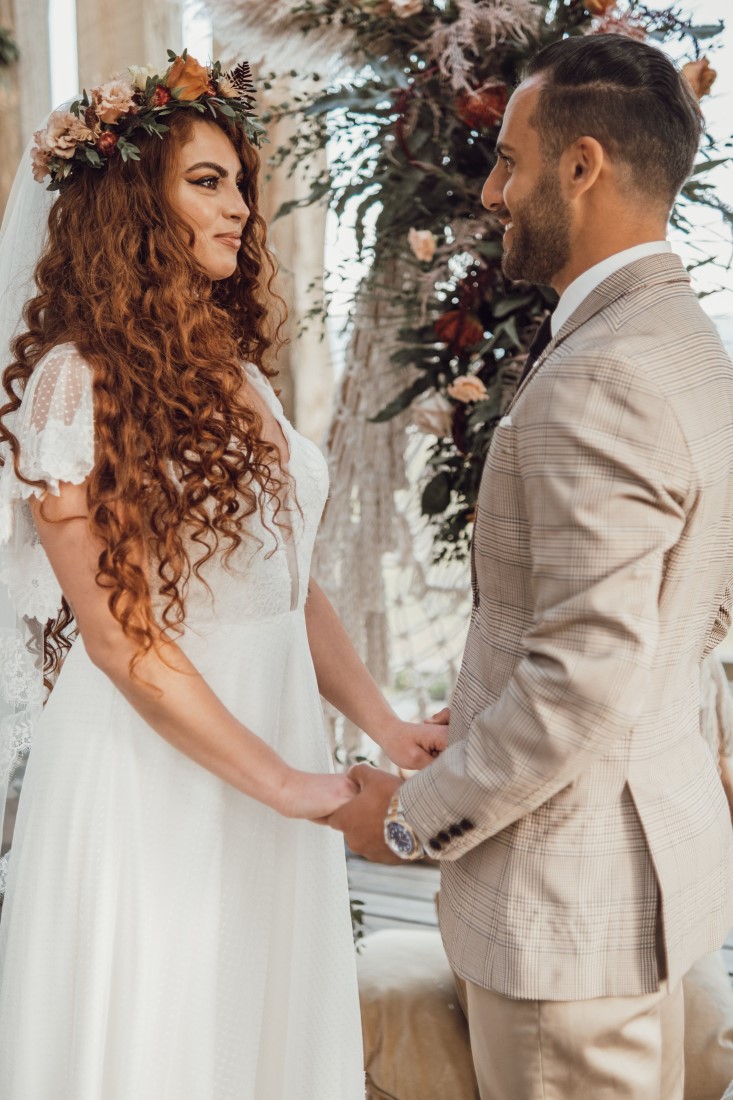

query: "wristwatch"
xmin=383 ymin=791 xmax=425 ymax=861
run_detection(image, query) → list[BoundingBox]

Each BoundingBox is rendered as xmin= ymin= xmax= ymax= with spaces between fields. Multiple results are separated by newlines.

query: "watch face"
xmin=385 ymin=821 xmax=416 ymax=857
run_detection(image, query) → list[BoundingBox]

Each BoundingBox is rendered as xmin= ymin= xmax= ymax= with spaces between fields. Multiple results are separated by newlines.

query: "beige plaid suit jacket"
xmin=401 ymin=253 xmax=733 ymax=1001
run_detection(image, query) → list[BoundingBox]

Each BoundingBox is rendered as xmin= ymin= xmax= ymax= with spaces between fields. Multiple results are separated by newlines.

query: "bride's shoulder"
xmin=25 ymin=342 xmax=93 ymax=408
xmin=32 ymin=342 xmax=92 ymax=383
xmin=19 ymin=343 xmax=94 ymax=437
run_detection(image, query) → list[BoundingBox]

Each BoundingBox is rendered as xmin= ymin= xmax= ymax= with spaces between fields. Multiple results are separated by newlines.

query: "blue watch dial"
xmin=385 ymin=821 xmax=417 ymax=856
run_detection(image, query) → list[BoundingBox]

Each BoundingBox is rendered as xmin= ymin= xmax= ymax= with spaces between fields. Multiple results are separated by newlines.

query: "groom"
xmin=328 ymin=33 xmax=733 ymax=1100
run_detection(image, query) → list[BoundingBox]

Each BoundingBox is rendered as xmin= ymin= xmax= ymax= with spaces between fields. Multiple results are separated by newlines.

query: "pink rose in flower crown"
xmin=91 ymin=79 xmax=137 ymax=124
xmin=408 ymin=228 xmax=437 ymax=263
xmin=30 ymin=142 xmax=51 ymax=182
xmin=40 ymin=111 xmax=95 ymax=159
xmin=447 ymin=375 xmax=488 ymax=403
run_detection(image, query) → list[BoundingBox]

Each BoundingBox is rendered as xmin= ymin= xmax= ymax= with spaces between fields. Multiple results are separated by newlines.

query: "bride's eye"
xmin=190 ymin=175 xmax=220 ymax=190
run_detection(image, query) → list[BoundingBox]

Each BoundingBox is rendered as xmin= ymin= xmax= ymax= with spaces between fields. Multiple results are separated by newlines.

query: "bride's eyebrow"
xmin=185 ymin=160 xmax=228 ymax=175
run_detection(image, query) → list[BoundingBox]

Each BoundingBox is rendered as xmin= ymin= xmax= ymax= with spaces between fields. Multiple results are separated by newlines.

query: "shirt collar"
xmin=550 ymin=241 xmax=673 ymax=337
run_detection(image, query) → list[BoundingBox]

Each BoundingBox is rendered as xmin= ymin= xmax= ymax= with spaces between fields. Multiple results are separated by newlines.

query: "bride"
xmin=0 ymin=54 xmax=445 ymax=1098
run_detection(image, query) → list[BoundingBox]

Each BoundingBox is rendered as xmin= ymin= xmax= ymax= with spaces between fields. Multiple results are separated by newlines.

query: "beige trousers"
xmin=454 ymin=975 xmax=684 ymax=1100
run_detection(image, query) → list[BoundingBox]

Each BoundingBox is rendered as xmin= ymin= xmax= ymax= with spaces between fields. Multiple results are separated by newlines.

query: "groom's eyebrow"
xmin=496 ymin=142 xmax=515 ymax=156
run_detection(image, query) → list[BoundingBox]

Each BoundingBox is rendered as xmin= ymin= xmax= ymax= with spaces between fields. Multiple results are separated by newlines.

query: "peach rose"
xmin=391 ymin=0 xmax=423 ymax=16
xmin=447 ymin=375 xmax=488 ymax=403
xmin=38 ymin=111 xmax=94 ymax=159
xmin=91 ymin=79 xmax=137 ymax=124
xmin=682 ymin=57 xmax=717 ymax=100
xmin=411 ymin=392 xmax=454 ymax=438
xmin=166 ymin=54 xmax=212 ymax=101
xmin=408 ymin=228 xmax=437 ymax=263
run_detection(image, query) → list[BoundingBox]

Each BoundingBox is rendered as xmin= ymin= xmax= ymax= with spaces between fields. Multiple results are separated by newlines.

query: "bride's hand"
xmin=275 ymin=769 xmax=358 ymax=820
xmin=379 ymin=715 xmax=449 ymax=771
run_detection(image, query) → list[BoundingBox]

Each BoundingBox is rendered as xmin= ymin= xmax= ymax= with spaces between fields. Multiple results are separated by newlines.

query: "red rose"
xmin=456 ymin=84 xmax=509 ymax=130
xmin=96 ymin=130 xmax=119 ymax=156
xmin=434 ymin=310 xmax=484 ymax=353
xmin=152 ymin=84 xmax=172 ymax=107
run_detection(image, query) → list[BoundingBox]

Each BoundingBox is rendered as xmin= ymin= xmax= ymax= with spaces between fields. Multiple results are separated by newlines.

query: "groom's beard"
xmin=502 ymin=168 xmax=572 ymax=286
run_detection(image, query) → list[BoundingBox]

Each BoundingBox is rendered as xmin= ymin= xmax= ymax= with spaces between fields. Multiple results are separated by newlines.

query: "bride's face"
xmin=169 ymin=119 xmax=250 ymax=281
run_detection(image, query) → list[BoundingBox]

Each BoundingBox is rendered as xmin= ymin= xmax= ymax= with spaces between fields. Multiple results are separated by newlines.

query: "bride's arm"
xmin=30 ymin=483 xmax=356 ymax=820
xmin=304 ymin=578 xmax=447 ymax=769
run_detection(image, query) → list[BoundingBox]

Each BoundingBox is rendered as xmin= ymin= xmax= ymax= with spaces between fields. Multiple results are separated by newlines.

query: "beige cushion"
xmin=358 ymin=930 xmax=733 ymax=1100
xmin=682 ymin=952 xmax=733 ymax=1100
xmin=357 ymin=929 xmax=478 ymax=1100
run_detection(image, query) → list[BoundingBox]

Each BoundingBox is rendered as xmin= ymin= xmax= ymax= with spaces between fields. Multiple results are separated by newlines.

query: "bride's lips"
xmin=215 ymin=234 xmax=242 ymax=250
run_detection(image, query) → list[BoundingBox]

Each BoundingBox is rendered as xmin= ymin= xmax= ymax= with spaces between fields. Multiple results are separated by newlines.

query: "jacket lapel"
xmin=504 ymin=252 xmax=692 ymax=414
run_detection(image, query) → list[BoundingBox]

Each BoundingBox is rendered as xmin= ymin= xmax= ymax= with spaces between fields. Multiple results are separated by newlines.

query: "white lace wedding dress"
xmin=0 ymin=345 xmax=364 ymax=1099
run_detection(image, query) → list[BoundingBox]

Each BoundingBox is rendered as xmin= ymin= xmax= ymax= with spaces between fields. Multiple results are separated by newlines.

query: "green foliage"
xmin=269 ymin=0 xmax=730 ymax=559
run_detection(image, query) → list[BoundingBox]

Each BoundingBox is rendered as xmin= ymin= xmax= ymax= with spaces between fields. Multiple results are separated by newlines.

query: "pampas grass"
xmin=206 ymin=0 xmax=361 ymax=71
xmin=426 ymin=0 xmax=543 ymax=90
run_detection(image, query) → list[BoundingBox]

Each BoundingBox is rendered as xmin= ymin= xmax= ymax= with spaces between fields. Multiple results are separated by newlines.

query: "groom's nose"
xmin=481 ymin=164 xmax=504 ymax=212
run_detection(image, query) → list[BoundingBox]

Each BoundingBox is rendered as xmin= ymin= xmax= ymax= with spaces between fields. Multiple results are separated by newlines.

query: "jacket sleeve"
xmin=399 ymin=352 xmax=692 ymax=859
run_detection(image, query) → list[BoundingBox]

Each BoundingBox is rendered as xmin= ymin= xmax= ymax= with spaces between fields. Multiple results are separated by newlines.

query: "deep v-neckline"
xmin=242 ymin=372 xmax=292 ymax=477
xmin=242 ymin=364 xmax=301 ymax=611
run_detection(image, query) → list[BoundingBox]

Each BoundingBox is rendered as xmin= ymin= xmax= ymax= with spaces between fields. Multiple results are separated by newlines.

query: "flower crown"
xmin=32 ymin=50 xmax=264 ymax=191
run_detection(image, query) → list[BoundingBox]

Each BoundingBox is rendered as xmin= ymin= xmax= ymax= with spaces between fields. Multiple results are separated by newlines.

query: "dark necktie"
xmin=518 ymin=313 xmax=553 ymax=386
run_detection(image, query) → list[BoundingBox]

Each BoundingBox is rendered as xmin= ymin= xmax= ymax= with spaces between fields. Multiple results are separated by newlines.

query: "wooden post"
xmin=76 ymin=0 xmax=182 ymax=89
xmin=0 ymin=0 xmax=52 ymax=215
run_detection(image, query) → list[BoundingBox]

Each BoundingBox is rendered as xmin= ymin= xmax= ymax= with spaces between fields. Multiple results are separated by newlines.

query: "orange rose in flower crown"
xmin=167 ymin=53 xmax=215 ymax=100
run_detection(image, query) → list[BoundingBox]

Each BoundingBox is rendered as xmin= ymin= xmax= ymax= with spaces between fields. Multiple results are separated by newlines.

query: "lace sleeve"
xmin=0 ymin=342 xmax=95 ymax=621
xmin=0 ymin=345 xmax=95 ymax=888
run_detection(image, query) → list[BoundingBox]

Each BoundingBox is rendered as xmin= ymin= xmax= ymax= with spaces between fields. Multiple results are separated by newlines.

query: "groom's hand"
xmin=326 ymin=764 xmax=403 ymax=864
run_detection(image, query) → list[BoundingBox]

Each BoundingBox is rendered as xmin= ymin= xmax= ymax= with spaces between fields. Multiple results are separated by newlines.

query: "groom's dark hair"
xmin=525 ymin=34 xmax=703 ymax=209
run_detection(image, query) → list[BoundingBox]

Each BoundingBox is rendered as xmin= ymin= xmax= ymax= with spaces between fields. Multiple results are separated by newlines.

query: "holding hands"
xmin=378 ymin=708 xmax=449 ymax=770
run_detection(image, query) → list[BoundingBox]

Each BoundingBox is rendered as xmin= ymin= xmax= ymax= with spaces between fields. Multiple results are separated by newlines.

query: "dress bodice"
xmin=177 ymin=361 xmax=329 ymax=629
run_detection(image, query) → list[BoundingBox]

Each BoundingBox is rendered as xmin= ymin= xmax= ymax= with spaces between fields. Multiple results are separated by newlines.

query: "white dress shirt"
xmin=551 ymin=241 xmax=672 ymax=336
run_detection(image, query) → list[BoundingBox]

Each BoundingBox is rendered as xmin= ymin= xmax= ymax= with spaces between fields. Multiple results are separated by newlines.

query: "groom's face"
xmin=481 ymin=78 xmax=572 ymax=288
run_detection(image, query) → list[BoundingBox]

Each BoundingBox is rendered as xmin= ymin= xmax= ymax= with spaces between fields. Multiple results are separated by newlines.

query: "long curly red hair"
xmin=0 ymin=111 xmax=287 ymax=685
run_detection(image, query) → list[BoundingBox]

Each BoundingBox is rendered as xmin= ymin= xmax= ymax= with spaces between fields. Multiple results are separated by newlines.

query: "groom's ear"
xmin=560 ymin=135 xmax=604 ymax=199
